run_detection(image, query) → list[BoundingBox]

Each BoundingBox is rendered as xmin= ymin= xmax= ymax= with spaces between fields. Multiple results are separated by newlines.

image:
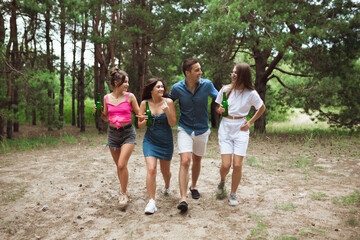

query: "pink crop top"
xmin=106 ymin=93 xmax=132 ymax=129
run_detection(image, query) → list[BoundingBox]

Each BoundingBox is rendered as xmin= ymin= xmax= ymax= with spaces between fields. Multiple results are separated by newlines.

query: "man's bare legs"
xmin=179 ymin=152 xmax=191 ymax=203
xmin=190 ymin=153 xmax=202 ymax=190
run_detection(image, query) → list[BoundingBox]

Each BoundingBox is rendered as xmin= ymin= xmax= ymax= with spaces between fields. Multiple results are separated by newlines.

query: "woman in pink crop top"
xmin=96 ymin=67 xmax=142 ymax=208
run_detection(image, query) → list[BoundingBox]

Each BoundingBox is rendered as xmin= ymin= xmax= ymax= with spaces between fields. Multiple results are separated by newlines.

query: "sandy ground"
xmin=0 ymin=125 xmax=359 ymax=240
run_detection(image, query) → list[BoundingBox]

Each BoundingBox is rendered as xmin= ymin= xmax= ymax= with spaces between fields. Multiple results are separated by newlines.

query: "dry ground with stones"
xmin=0 ymin=125 xmax=359 ymax=239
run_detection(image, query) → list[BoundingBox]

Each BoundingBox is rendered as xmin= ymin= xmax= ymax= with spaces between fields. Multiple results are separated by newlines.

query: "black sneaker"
xmin=189 ymin=187 xmax=200 ymax=199
xmin=177 ymin=201 xmax=188 ymax=212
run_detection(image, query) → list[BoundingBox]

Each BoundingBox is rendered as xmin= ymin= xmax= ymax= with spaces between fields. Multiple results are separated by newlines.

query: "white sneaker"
xmin=144 ymin=199 xmax=157 ymax=214
xmin=162 ymin=187 xmax=170 ymax=195
xmin=229 ymin=192 xmax=239 ymax=206
xmin=162 ymin=178 xmax=171 ymax=195
xmin=118 ymin=192 xmax=129 ymax=207
xmin=216 ymin=181 xmax=225 ymax=195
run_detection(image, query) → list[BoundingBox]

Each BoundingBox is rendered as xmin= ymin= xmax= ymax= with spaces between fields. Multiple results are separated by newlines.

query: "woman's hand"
xmin=94 ymin=104 xmax=103 ymax=115
xmin=240 ymin=120 xmax=251 ymax=131
xmin=136 ymin=113 xmax=147 ymax=122
xmin=218 ymin=105 xmax=225 ymax=114
xmin=161 ymin=99 xmax=169 ymax=113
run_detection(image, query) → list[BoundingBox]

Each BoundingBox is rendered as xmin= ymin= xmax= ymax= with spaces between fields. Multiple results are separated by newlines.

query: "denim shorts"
xmin=106 ymin=124 xmax=136 ymax=150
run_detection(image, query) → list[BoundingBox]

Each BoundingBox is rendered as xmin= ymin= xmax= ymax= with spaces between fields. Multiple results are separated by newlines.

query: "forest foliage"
xmin=0 ymin=0 xmax=359 ymax=139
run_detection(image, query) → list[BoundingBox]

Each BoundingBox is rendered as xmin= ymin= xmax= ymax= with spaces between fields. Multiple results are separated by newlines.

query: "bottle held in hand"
xmin=145 ymin=101 xmax=153 ymax=126
xmin=221 ymin=92 xmax=228 ymax=117
xmin=95 ymin=93 xmax=102 ymax=117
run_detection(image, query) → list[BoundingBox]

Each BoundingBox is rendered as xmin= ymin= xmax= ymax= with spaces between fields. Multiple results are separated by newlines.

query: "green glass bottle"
xmin=95 ymin=93 xmax=101 ymax=117
xmin=221 ymin=92 xmax=228 ymax=117
xmin=145 ymin=101 xmax=152 ymax=126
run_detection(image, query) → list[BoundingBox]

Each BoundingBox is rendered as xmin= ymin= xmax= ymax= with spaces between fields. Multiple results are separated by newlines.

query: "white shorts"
xmin=177 ymin=127 xmax=211 ymax=156
xmin=218 ymin=117 xmax=249 ymax=156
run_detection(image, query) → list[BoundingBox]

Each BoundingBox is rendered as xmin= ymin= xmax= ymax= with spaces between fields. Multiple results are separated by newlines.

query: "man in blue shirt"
xmin=169 ymin=58 xmax=218 ymax=212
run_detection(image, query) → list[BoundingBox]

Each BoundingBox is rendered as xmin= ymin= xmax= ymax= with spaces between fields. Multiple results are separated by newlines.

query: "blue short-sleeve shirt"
xmin=169 ymin=78 xmax=218 ymax=136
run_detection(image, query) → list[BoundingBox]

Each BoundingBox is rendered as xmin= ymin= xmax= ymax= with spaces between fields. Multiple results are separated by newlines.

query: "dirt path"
xmin=0 ymin=126 xmax=359 ymax=239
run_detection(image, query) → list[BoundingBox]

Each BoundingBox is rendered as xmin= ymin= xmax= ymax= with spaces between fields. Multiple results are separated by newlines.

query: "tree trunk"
xmin=45 ymin=6 xmax=54 ymax=131
xmin=5 ymin=0 xmax=18 ymax=139
xmin=116 ymin=0 xmax=122 ymax=68
xmin=210 ymin=100 xmax=220 ymax=128
xmin=11 ymin=0 xmax=19 ymax=133
xmin=94 ymin=52 xmax=100 ymax=129
xmin=77 ymin=91 xmax=80 ymax=128
xmin=93 ymin=5 xmax=109 ymax=133
xmin=79 ymin=13 xmax=88 ymax=132
xmin=32 ymin=108 xmax=36 ymax=125
xmin=0 ymin=114 xmax=4 ymax=141
xmin=210 ymin=72 xmax=224 ymax=128
xmin=7 ymin=106 xmax=12 ymax=139
xmin=13 ymin=89 xmax=19 ymax=132
xmin=59 ymin=4 xmax=65 ymax=127
xmin=0 ymin=15 xmax=4 ymax=140
xmin=253 ymin=50 xmax=269 ymax=133
xmin=110 ymin=0 xmax=116 ymax=68
xmin=31 ymin=14 xmax=38 ymax=69
xmin=72 ymin=20 xmax=77 ymax=126
xmin=0 ymin=14 xmax=5 ymax=44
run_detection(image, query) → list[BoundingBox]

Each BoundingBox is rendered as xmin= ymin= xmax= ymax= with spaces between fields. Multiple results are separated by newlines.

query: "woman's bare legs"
xmin=109 ymin=143 xmax=135 ymax=194
xmin=230 ymin=155 xmax=243 ymax=193
xmin=220 ymin=154 xmax=232 ymax=181
xmin=145 ymin=157 xmax=157 ymax=199
xmin=160 ymin=159 xmax=171 ymax=189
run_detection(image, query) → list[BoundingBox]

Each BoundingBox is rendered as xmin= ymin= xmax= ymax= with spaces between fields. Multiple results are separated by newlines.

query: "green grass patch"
xmin=310 ymin=191 xmax=328 ymax=201
xmin=63 ymin=134 xmax=78 ymax=144
xmin=298 ymin=228 xmax=325 ymax=236
xmin=0 ymin=131 xmax=97 ymax=153
xmin=275 ymin=202 xmax=298 ymax=211
xmin=247 ymin=157 xmax=256 ymax=166
xmin=0 ymin=187 xmax=25 ymax=203
xmin=274 ymin=237 xmax=297 ymax=240
xmin=266 ymin=122 xmax=356 ymax=137
xmin=1 ymin=136 xmax=60 ymax=153
xmin=206 ymin=147 xmax=219 ymax=158
xmin=345 ymin=218 xmax=359 ymax=226
xmin=295 ymin=155 xmax=312 ymax=169
xmin=332 ymin=190 xmax=360 ymax=205
xmin=246 ymin=156 xmax=263 ymax=168
xmin=246 ymin=221 xmax=269 ymax=240
xmin=250 ymin=215 xmax=264 ymax=220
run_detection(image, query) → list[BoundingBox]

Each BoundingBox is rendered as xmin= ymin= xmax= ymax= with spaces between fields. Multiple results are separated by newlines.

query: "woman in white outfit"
xmin=215 ymin=62 xmax=266 ymax=206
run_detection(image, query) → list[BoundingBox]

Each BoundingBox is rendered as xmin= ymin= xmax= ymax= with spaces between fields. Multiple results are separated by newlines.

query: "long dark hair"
xmin=141 ymin=77 xmax=169 ymax=101
xmin=226 ymin=62 xmax=254 ymax=99
xmin=109 ymin=67 xmax=128 ymax=88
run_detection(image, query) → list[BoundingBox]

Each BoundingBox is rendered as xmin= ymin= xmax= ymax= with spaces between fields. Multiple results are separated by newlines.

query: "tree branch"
xmin=0 ymin=51 xmax=26 ymax=77
xmin=264 ymin=51 xmax=284 ymax=81
xmin=268 ymin=74 xmax=294 ymax=90
xmin=274 ymin=67 xmax=312 ymax=77
xmin=317 ymin=108 xmax=359 ymax=127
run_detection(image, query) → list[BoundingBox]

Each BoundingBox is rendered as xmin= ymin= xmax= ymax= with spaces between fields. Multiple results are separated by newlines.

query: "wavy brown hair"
xmin=226 ymin=62 xmax=254 ymax=99
xmin=141 ymin=77 xmax=169 ymax=101
xmin=109 ymin=67 xmax=128 ymax=88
